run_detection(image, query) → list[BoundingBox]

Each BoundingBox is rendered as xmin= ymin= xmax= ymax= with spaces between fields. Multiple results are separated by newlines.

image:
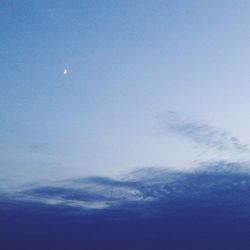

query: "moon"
xmin=63 ymin=69 xmax=68 ymax=75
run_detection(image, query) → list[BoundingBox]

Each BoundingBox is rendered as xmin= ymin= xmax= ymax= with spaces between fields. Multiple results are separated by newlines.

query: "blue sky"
xmin=1 ymin=1 xmax=250 ymax=187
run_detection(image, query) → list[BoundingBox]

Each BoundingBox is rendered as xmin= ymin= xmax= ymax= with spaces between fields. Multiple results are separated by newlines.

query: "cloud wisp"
xmin=161 ymin=112 xmax=249 ymax=153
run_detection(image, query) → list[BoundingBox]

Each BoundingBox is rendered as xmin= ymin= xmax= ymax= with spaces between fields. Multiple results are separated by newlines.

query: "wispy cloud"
xmin=28 ymin=142 xmax=51 ymax=154
xmin=161 ymin=111 xmax=249 ymax=153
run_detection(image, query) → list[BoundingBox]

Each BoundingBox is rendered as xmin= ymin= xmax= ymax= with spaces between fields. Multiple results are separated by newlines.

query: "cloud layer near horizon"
xmin=2 ymin=161 xmax=250 ymax=213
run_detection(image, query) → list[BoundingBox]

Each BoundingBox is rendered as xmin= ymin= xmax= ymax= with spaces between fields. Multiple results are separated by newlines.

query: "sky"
xmin=1 ymin=0 xmax=250 ymax=188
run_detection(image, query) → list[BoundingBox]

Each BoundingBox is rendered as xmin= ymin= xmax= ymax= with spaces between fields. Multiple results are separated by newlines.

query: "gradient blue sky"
xmin=1 ymin=0 xmax=250 ymax=187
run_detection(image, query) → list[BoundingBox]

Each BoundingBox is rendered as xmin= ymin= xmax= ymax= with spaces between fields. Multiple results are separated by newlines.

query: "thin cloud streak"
xmin=162 ymin=112 xmax=249 ymax=153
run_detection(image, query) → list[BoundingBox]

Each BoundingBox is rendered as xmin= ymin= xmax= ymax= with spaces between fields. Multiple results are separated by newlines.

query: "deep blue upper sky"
xmin=1 ymin=0 xmax=250 ymax=188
